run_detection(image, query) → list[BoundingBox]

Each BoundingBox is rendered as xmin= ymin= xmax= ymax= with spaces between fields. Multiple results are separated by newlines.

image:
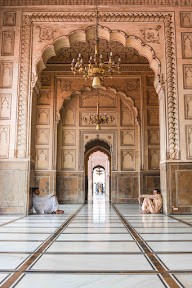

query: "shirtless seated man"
xmin=32 ymin=187 xmax=64 ymax=214
xmin=138 ymin=189 xmax=162 ymax=214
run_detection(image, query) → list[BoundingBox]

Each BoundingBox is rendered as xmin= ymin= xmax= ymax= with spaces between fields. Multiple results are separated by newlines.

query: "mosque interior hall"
xmin=0 ymin=1 xmax=192 ymax=287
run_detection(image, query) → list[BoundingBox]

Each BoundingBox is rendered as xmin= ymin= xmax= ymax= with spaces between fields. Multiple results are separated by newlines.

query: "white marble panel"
xmin=0 ymin=227 xmax=58 ymax=233
xmin=157 ymin=254 xmax=192 ymax=270
xmin=6 ymin=223 xmax=62 ymax=228
xmin=131 ymin=222 xmax=188 ymax=228
xmin=141 ymin=233 xmax=192 ymax=241
xmin=13 ymin=274 xmax=165 ymax=288
xmin=135 ymin=227 xmax=192 ymax=233
xmin=57 ymin=234 xmax=133 ymax=241
xmin=0 ymin=233 xmax=50 ymax=241
xmin=0 ymin=273 xmax=10 ymax=283
xmin=47 ymin=241 xmax=140 ymax=253
xmin=67 ymin=223 xmax=125 ymax=228
xmin=0 ymin=241 xmax=42 ymax=252
xmin=30 ymin=254 xmax=153 ymax=271
xmin=63 ymin=227 xmax=128 ymax=233
xmin=147 ymin=241 xmax=192 ymax=252
xmin=0 ymin=254 xmax=30 ymax=269
xmin=173 ymin=274 xmax=192 ymax=288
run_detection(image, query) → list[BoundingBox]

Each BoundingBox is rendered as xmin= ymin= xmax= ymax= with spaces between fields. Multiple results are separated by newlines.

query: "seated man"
xmin=32 ymin=187 xmax=64 ymax=214
xmin=138 ymin=189 xmax=162 ymax=214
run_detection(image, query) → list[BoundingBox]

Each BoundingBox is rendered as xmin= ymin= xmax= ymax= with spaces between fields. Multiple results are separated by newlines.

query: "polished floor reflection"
xmin=0 ymin=200 xmax=192 ymax=287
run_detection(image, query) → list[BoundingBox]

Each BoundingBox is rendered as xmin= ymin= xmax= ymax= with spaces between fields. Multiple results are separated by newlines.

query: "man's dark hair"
xmin=32 ymin=187 xmax=39 ymax=193
xmin=154 ymin=188 xmax=160 ymax=194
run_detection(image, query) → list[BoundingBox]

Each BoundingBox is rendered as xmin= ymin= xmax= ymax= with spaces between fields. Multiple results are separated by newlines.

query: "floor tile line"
xmin=1 ymin=269 xmax=192 ymax=274
xmin=0 ymin=216 xmax=27 ymax=227
xmin=169 ymin=215 xmax=192 ymax=227
xmin=0 ymin=204 xmax=84 ymax=288
xmin=113 ymin=204 xmax=181 ymax=288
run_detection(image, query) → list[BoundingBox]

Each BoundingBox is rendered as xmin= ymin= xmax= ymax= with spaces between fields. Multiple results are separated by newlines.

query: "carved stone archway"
xmin=17 ymin=12 xmax=179 ymax=162
xmin=84 ymin=139 xmax=111 ymax=202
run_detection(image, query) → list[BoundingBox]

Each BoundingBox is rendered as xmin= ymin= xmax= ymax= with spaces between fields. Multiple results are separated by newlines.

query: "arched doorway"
xmin=84 ymin=139 xmax=111 ymax=203
xmin=25 ymin=21 xmax=179 ymax=215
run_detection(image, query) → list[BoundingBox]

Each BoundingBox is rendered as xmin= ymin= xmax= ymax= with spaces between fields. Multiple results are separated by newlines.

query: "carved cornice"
xmin=0 ymin=0 xmax=191 ymax=6
xmin=17 ymin=11 xmax=179 ymax=160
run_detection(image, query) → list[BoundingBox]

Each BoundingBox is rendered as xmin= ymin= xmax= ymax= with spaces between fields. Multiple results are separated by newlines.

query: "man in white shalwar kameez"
xmin=32 ymin=187 xmax=64 ymax=214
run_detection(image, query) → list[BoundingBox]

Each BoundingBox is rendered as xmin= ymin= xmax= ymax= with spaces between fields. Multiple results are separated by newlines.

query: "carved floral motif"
xmin=3 ymin=12 xmax=16 ymax=26
xmin=36 ymin=26 xmax=56 ymax=42
xmin=141 ymin=26 xmax=161 ymax=44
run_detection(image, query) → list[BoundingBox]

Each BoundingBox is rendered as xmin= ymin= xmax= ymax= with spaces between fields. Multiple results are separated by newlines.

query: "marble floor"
xmin=0 ymin=198 xmax=192 ymax=287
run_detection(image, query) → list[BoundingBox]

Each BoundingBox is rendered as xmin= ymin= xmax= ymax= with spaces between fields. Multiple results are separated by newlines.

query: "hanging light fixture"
xmin=71 ymin=8 xmax=121 ymax=88
xmin=83 ymin=89 xmax=114 ymax=130
xmin=96 ymin=167 xmax=103 ymax=176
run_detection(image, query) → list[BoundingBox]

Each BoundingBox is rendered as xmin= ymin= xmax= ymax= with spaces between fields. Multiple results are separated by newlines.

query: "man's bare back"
xmin=138 ymin=189 xmax=162 ymax=214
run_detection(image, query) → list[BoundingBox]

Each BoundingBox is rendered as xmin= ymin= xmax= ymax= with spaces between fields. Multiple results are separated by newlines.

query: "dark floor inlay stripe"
xmin=113 ymin=204 xmax=180 ymax=288
xmin=0 ymin=204 xmax=84 ymax=288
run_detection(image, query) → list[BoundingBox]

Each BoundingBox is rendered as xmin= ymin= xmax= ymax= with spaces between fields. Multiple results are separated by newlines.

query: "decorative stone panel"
xmin=121 ymin=150 xmax=135 ymax=171
xmin=62 ymin=99 xmax=76 ymax=126
xmin=0 ymin=61 xmax=13 ymax=88
xmin=1 ymin=30 xmax=15 ymax=56
xmin=121 ymin=130 xmax=135 ymax=146
xmin=62 ymin=130 xmax=76 ymax=146
xmin=61 ymin=149 xmax=76 ymax=171
xmin=36 ymin=128 xmax=50 ymax=145
xmin=176 ymin=171 xmax=192 ymax=207
xmin=120 ymin=99 xmax=134 ymax=127
xmin=38 ymin=89 xmax=51 ymax=105
xmin=116 ymin=174 xmax=139 ymax=201
xmin=147 ymin=88 xmax=158 ymax=106
xmin=36 ymin=148 xmax=49 ymax=170
xmin=180 ymin=12 xmax=192 ymax=28
xmin=181 ymin=33 xmax=192 ymax=59
xmin=148 ymin=129 xmax=160 ymax=145
xmin=184 ymin=95 xmax=192 ymax=119
xmin=41 ymin=74 xmax=51 ymax=86
xmin=0 ymin=126 xmax=9 ymax=158
xmin=146 ymin=76 xmax=154 ymax=86
xmin=183 ymin=65 xmax=192 ymax=89
xmin=148 ymin=148 xmax=160 ymax=170
xmin=147 ymin=109 xmax=159 ymax=126
xmin=37 ymin=108 xmax=50 ymax=125
xmin=56 ymin=174 xmax=80 ymax=203
xmin=0 ymin=94 xmax=11 ymax=119
xmin=186 ymin=125 xmax=192 ymax=159
xmin=3 ymin=12 xmax=16 ymax=26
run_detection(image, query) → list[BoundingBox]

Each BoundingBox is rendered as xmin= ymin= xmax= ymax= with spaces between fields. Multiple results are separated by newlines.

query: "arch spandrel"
xmin=34 ymin=25 xmax=161 ymax=80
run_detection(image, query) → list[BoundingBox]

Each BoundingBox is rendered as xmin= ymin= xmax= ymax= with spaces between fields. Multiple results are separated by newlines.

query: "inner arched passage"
xmin=84 ymin=141 xmax=111 ymax=203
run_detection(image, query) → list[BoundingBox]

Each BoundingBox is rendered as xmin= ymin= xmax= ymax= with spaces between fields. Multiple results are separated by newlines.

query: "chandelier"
xmin=83 ymin=90 xmax=114 ymax=130
xmin=71 ymin=9 xmax=121 ymax=88
xmin=96 ymin=167 xmax=103 ymax=176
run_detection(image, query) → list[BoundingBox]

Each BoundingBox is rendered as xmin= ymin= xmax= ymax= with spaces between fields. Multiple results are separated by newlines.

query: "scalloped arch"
xmin=58 ymin=85 xmax=139 ymax=125
xmin=36 ymin=25 xmax=161 ymax=79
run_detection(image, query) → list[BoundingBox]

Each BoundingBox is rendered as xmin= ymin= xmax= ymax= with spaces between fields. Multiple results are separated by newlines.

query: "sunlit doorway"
xmin=85 ymin=147 xmax=111 ymax=203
